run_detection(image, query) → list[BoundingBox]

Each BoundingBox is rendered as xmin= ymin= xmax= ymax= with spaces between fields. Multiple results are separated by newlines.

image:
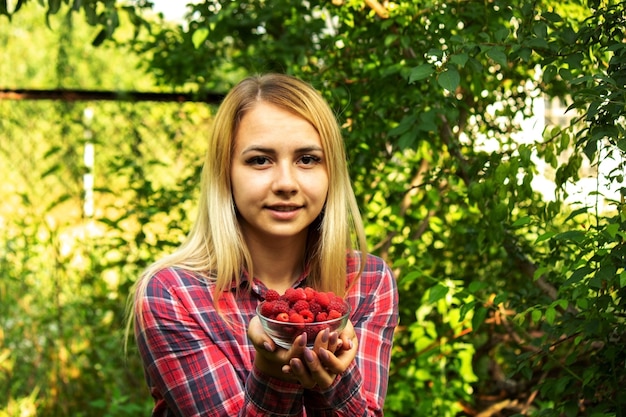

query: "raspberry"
xmin=259 ymin=286 xmax=347 ymax=329
xmin=265 ymin=289 xmax=280 ymax=301
xmin=289 ymin=312 xmax=305 ymax=324
xmin=328 ymin=299 xmax=346 ymax=314
xmin=260 ymin=301 xmax=275 ymax=317
xmin=314 ymin=292 xmax=330 ymax=308
xmin=300 ymin=309 xmax=315 ymax=323
xmin=275 ymin=312 xmax=290 ymax=322
xmin=292 ymin=299 xmax=310 ymax=312
xmin=304 ymin=287 xmax=316 ymax=301
xmin=327 ymin=310 xmax=342 ymax=320
xmin=315 ymin=312 xmax=328 ymax=322
xmin=284 ymin=287 xmax=307 ymax=303
xmin=307 ymin=301 xmax=322 ymax=316
xmin=305 ymin=324 xmax=323 ymax=341
xmin=272 ymin=300 xmax=290 ymax=315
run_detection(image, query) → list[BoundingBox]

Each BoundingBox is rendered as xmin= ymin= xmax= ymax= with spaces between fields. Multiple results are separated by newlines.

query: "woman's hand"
xmin=248 ymin=315 xmax=308 ymax=381
xmin=284 ymin=320 xmax=358 ymax=389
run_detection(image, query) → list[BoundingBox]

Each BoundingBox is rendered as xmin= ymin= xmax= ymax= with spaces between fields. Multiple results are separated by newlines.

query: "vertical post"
xmin=83 ymin=107 xmax=94 ymax=218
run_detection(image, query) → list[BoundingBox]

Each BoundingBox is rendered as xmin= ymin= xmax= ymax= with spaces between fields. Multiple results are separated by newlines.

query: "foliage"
xmin=0 ymin=5 xmax=210 ymax=416
xmin=3 ymin=0 xmax=626 ymax=416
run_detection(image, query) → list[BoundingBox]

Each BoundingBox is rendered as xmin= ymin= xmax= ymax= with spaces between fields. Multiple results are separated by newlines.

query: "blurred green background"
xmin=1 ymin=1 xmax=624 ymax=416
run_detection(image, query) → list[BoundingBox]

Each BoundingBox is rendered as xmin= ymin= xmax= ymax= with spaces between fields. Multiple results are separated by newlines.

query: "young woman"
xmin=129 ymin=73 xmax=398 ymax=416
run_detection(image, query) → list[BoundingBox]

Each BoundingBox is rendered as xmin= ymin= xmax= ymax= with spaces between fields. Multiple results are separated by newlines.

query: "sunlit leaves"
xmin=437 ymin=67 xmax=460 ymax=92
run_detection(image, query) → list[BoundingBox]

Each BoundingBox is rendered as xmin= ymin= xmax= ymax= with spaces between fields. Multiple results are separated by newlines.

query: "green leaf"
xmin=438 ymin=67 xmax=460 ymax=92
xmin=511 ymin=216 xmax=531 ymax=227
xmin=192 ymin=27 xmax=209 ymax=49
xmin=545 ymin=305 xmax=556 ymax=325
xmin=486 ymin=46 xmax=507 ymax=67
xmin=553 ymin=230 xmax=586 ymax=243
xmin=565 ymin=206 xmax=590 ymax=222
xmin=428 ymin=284 xmax=449 ymax=304
xmin=460 ymin=300 xmax=477 ymax=320
xmin=388 ymin=114 xmax=417 ymax=137
xmin=565 ymin=266 xmax=592 ymax=286
xmin=536 ymin=231 xmax=556 ymax=243
xmin=399 ymin=270 xmax=421 ymax=285
xmin=472 ymin=306 xmax=488 ymax=331
xmin=408 ymin=64 xmax=434 ymax=83
xmin=449 ymin=53 xmax=468 ymax=67
xmin=48 ymin=0 xmax=61 ymax=15
xmin=92 ymin=29 xmax=107 ymax=47
xmin=468 ymin=281 xmax=487 ymax=292
xmin=494 ymin=28 xmax=509 ymax=42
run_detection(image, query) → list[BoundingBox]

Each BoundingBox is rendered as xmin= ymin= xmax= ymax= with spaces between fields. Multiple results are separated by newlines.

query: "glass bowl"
xmin=256 ymin=302 xmax=351 ymax=349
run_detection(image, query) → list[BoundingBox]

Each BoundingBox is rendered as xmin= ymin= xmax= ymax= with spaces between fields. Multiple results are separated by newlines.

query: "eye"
xmin=298 ymin=154 xmax=322 ymax=166
xmin=245 ymin=155 xmax=272 ymax=166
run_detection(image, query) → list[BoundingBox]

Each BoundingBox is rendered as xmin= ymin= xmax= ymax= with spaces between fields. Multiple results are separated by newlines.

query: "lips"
xmin=267 ymin=205 xmax=303 ymax=212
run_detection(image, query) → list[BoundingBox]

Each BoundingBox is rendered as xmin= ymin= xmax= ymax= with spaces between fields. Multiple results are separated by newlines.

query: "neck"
xmin=245 ymin=234 xmax=308 ymax=294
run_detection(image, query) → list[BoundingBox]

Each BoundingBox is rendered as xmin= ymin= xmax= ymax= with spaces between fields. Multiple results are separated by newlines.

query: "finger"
xmin=247 ymin=316 xmax=274 ymax=351
xmin=312 ymin=328 xmax=330 ymax=352
xmin=288 ymin=358 xmax=316 ymax=389
xmin=327 ymin=331 xmax=341 ymax=353
xmin=302 ymin=348 xmax=337 ymax=389
xmin=337 ymin=320 xmax=357 ymax=352
xmin=318 ymin=337 xmax=358 ymax=375
xmin=288 ymin=332 xmax=308 ymax=357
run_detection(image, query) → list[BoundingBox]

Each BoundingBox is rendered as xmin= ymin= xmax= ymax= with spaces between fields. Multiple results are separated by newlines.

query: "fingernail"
xmin=319 ymin=348 xmax=329 ymax=361
xmin=348 ymin=340 xmax=354 ymax=349
xmin=304 ymin=348 xmax=314 ymax=363
xmin=299 ymin=333 xmax=307 ymax=347
xmin=263 ymin=342 xmax=274 ymax=352
xmin=322 ymin=328 xmax=329 ymax=343
xmin=329 ymin=332 xmax=338 ymax=345
xmin=291 ymin=359 xmax=302 ymax=371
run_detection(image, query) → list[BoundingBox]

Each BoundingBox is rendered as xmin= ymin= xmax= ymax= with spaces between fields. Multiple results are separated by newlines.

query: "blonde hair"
xmin=126 ymin=73 xmax=367 ymax=343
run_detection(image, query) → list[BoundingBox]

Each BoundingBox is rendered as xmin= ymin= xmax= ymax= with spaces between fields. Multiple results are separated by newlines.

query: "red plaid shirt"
xmin=135 ymin=253 xmax=398 ymax=416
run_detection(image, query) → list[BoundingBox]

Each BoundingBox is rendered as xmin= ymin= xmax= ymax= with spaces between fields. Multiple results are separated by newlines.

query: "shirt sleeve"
xmin=135 ymin=270 xmax=306 ymax=417
xmin=303 ymin=257 xmax=399 ymax=416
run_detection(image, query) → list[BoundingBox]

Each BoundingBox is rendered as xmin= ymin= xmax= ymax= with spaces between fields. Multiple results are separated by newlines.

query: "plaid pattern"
xmin=135 ymin=253 xmax=398 ymax=416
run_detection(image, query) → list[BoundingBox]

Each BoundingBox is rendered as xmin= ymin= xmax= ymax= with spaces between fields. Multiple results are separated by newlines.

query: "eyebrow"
xmin=241 ymin=145 xmax=324 ymax=155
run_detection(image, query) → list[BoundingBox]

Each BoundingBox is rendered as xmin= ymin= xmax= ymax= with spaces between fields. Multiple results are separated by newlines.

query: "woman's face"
xmin=231 ymin=102 xmax=329 ymax=244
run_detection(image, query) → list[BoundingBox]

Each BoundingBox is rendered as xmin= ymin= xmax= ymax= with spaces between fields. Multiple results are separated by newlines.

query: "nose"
xmin=272 ymin=162 xmax=298 ymax=195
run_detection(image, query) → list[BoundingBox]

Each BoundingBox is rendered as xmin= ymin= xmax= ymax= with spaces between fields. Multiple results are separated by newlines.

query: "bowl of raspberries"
xmin=257 ymin=286 xmax=351 ymax=349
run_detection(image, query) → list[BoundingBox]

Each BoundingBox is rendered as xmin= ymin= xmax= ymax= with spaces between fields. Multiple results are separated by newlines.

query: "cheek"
xmin=231 ymin=172 xmax=265 ymax=206
xmin=310 ymin=176 xmax=330 ymax=203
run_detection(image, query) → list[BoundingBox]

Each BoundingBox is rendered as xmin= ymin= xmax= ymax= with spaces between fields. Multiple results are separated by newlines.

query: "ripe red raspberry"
xmin=272 ymin=300 xmax=290 ymax=315
xmin=328 ymin=299 xmax=347 ymax=314
xmin=265 ymin=289 xmax=280 ymax=301
xmin=259 ymin=301 xmax=275 ymax=317
xmin=292 ymin=300 xmax=310 ymax=312
xmin=327 ymin=309 xmax=342 ymax=320
xmin=314 ymin=291 xmax=330 ymax=308
xmin=304 ymin=287 xmax=316 ymax=301
xmin=289 ymin=312 xmax=305 ymax=324
xmin=305 ymin=325 xmax=323 ymax=341
xmin=284 ymin=287 xmax=307 ymax=303
xmin=275 ymin=312 xmax=290 ymax=322
xmin=315 ymin=312 xmax=328 ymax=322
xmin=299 ymin=309 xmax=315 ymax=323
xmin=307 ymin=301 xmax=322 ymax=316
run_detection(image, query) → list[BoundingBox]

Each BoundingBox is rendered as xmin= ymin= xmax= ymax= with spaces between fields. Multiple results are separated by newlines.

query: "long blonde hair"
xmin=126 ymin=73 xmax=367 ymax=341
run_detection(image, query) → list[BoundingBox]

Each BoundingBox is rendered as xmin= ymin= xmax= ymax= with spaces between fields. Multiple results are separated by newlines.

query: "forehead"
xmin=234 ymin=102 xmax=321 ymax=149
